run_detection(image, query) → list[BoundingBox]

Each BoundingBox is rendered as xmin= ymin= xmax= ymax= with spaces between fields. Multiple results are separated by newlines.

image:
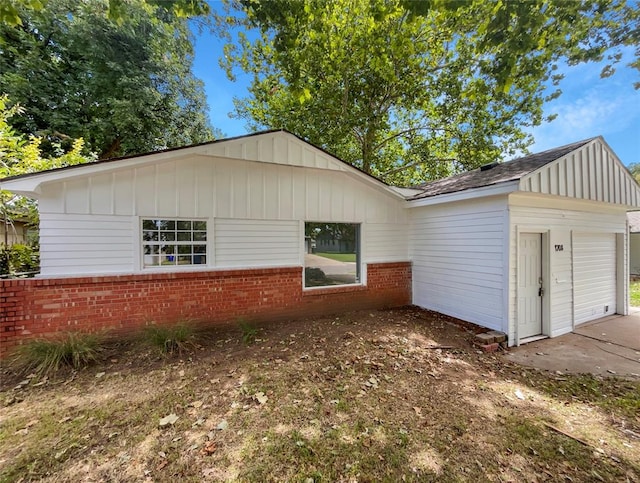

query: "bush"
xmin=12 ymin=332 xmax=103 ymax=374
xmin=143 ymin=322 xmax=194 ymax=354
xmin=0 ymin=243 xmax=39 ymax=276
xmin=238 ymin=320 xmax=258 ymax=345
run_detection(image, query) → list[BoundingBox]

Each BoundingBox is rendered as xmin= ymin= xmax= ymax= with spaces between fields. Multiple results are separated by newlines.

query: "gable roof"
xmin=0 ymin=129 xmax=403 ymax=200
xmin=411 ymin=139 xmax=593 ymax=200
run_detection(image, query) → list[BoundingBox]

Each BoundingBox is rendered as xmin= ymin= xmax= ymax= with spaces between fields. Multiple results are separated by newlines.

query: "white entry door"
xmin=518 ymin=233 xmax=542 ymax=339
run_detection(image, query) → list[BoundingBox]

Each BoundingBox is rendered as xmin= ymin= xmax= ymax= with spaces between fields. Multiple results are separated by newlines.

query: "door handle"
xmin=538 ymin=287 xmax=544 ymax=297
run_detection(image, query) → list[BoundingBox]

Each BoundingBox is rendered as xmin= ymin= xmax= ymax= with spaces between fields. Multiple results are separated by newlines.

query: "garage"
xmin=408 ymin=136 xmax=640 ymax=346
xmin=573 ymin=233 xmax=617 ymax=325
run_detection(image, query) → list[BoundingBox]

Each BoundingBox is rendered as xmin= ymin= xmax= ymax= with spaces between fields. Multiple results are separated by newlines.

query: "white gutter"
xmin=406 ymin=181 xmax=519 ymax=208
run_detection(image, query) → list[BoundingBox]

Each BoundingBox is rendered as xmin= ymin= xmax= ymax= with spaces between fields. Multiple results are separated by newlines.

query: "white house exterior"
xmin=409 ymin=137 xmax=640 ymax=345
xmin=628 ymin=212 xmax=640 ymax=275
xmin=2 ymin=131 xmax=409 ymax=278
xmin=2 ymin=131 xmax=638 ymax=347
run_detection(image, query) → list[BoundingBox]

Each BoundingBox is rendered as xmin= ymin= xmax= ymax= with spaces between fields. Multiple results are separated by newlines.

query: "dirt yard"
xmin=1 ymin=307 xmax=639 ymax=482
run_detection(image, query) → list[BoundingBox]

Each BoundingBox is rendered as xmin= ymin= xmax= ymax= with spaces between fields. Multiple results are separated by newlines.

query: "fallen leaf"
xmin=157 ymin=460 xmax=168 ymax=471
xmin=191 ymin=400 xmax=203 ymax=408
xmin=200 ymin=441 xmax=216 ymax=456
xmin=159 ymin=414 xmax=179 ymax=427
xmin=254 ymin=392 xmax=268 ymax=404
xmin=95 ymin=372 xmax=106 ymax=379
xmin=514 ymin=389 xmax=525 ymax=400
xmin=217 ymin=419 xmax=228 ymax=431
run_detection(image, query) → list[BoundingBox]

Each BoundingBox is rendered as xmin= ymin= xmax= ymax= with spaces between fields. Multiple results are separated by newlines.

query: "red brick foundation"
xmin=0 ymin=262 xmax=411 ymax=358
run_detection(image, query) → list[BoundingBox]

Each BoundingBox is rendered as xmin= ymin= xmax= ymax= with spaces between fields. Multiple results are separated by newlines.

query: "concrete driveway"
xmin=505 ymin=310 xmax=640 ymax=378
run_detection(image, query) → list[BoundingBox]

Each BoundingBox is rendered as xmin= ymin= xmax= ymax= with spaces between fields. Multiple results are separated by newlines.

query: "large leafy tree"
xmin=0 ymin=95 xmax=92 ymax=245
xmin=221 ymin=0 xmax=638 ymax=185
xmin=0 ymin=0 xmax=213 ymax=158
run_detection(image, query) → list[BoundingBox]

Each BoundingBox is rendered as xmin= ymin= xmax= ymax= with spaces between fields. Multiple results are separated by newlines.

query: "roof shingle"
xmin=410 ymin=138 xmax=594 ymax=200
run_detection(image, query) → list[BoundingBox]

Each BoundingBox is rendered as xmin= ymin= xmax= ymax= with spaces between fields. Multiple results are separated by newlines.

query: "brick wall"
xmin=0 ymin=262 xmax=411 ymax=357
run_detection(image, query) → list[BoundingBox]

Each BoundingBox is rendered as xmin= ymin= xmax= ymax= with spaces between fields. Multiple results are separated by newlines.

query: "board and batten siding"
xmin=409 ymin=197 xmax=508 ymax=332
xmin=35 ymin=155 xmax=408 ymax=276
xmin=508 ymin=193 xmax=628 ymax=343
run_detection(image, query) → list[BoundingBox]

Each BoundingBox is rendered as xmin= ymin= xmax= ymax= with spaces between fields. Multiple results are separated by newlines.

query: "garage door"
xmin=573 ymin=233 xmax=617 ymax=325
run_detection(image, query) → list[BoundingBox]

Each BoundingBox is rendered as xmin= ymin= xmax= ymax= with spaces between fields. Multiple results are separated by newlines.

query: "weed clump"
xmin=144 ymin=322 xmax=194 ymax=354
xmin=12 ymin=332 xmax=103 ymax=374
xmin=238 ymin=320 xmax=258 ymax=344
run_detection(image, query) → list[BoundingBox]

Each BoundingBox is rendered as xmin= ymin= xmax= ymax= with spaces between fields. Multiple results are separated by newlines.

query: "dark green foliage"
xmin=0 ymin=0 xmax=214 ymax=159
xmin=0 ymin=243 xmax=39 ymax=276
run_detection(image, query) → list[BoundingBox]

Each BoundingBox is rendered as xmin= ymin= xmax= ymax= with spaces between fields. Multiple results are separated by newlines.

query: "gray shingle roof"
xmin=410 ymin=138 xmax=594 ymax=200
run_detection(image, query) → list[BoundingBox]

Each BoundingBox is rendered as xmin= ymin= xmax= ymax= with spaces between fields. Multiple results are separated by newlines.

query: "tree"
xmin=0 ymin=95 xmax=92 ymax=248
xmin=220 ymin=0 xmax=638 ymax=185
xmin=0 ymin=0 xmax=214 ymax=158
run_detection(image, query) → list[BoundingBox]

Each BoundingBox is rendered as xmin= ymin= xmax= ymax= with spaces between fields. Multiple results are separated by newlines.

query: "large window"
xmin=142 ymin=219 xmax=207 ymax=268
xmin=304 ymin=222 xmax=360 ymax=287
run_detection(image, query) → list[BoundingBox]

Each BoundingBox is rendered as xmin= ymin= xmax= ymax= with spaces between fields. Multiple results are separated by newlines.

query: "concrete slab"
xmin=505 ymin=312 xmax=640 ymax=378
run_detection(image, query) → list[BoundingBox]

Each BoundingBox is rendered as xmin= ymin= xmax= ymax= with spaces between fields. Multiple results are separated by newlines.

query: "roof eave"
xmin=406 ymin=180 xmax=519 ymax=208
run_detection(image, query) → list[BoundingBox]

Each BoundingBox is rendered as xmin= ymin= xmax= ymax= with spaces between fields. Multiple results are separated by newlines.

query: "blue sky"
xmin=190 ymin=11 xmax=640 ymax=167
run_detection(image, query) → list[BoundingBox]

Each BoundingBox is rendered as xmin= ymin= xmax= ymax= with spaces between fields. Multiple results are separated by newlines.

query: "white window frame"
xmin=303 ymin=221 xmax=362 ymax=289
xmin=141 ymin=218 xmax=208 ymax=269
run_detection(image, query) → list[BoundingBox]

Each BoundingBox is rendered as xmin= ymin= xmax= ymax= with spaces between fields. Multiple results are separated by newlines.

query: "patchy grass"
xmin=630 ymin=280 xmax=640 ymax=306
xmin=1 ymin=308 xmax=639 ymax=482
xmin=9 ymin=332 xmax=103 ymax=375
xmin=315 ymin=252 xmax=356 ymax=262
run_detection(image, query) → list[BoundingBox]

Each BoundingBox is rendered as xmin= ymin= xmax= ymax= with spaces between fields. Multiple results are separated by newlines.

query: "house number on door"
xmin=554 ymin=244 xmax=564 ymax=252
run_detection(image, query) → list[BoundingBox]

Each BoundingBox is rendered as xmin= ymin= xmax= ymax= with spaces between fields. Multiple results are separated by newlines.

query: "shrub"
xmin=238 ymin=320 xmax=258 ymax=345
xmin=143 ymin=322 xmax=194 ymax=354
xmin=0 ymin=243 xmax=39 ymax=276
xmin=12 ymin=332 xmax=102 ymax=374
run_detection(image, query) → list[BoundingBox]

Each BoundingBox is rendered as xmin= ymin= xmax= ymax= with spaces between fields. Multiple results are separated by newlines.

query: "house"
xmin=1 ymin=131 xmax=638 ymax=356
xmin=628 ymin=212 xmax=640 ymax=276
xmin=1 ymin=217 xmax=31 ymax=246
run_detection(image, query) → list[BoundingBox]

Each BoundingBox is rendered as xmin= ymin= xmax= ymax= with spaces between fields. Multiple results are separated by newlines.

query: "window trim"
xmin=303 ymin=221 xmax=363 ymax=290
xmin=139 ymin=217 xmax=209 ymax=270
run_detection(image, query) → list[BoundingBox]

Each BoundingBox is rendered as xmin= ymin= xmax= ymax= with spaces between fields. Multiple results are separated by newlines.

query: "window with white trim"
xmin=142 ymin=219 xmax=207 ymax=268
xmin=304 ymin=222 xmax=361 ymax=287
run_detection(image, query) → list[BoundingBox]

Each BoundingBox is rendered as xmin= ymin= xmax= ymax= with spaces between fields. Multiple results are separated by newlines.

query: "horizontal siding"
xmin=508 ymin=199 xmax=627 ymax=342
xmin=409 ymin=198 xmax=507 ymax=331
xmin=365 ymin=223 xmax=409 ymax=262
xmin=39 ymin=214 xmax=134 ymax=276
xmin=573 ymin=234 xmax=617 ymax=324
xmin=214 ymin=219 xmax=300 ymax=268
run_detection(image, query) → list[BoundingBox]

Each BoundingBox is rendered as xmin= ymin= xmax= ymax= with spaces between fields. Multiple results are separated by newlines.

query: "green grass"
xmin=143 ymin=322 xmax=194 ymax=354
xmin=630 ymin=280 xmax=640 ymax=306
xmin=11 ymin=332 xmax=103 ymax=374
xmin=315 ymin=252 xmax=356 ymax=262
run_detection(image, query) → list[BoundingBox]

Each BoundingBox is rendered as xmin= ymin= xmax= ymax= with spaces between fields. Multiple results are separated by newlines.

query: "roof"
xmin=0 ymin=129 xmax=390 ymax=188
xmin=629 ymin=212 xmax=640 ymax=232
xmin=410 ymin=138 xmax=594 ymax=200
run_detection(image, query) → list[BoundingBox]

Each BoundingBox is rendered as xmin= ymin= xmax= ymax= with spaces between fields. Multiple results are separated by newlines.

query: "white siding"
xmin=520 ymin=138 xmax=640 ymax=207
xmin=508 ymin=193 xmax=627 ymax=342
xmin=39 ymin=213 xmax=134 ymax=276
xmin=364 ymin=223 xmax=409 ymax=262
xmin=35 ymin=151 xmax=407 ymax=276
xmin=573 ymin=233 xmax=617 ymax=324
xmin=214 ymin=219 xmax=300 ymax=268
xmin=409 ymin=197 xmax=508 ymax=331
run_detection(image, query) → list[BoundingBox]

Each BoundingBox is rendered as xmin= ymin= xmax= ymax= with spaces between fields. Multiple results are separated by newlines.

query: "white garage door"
xmin=573 ymin=233 xmax=617 ymax=325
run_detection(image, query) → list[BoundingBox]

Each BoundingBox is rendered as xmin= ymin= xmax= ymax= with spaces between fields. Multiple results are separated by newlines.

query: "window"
xmin=142 ymin=219 xmax=207 ymax=268
xmin=304 ymin=222 xmax=360 ymax=287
